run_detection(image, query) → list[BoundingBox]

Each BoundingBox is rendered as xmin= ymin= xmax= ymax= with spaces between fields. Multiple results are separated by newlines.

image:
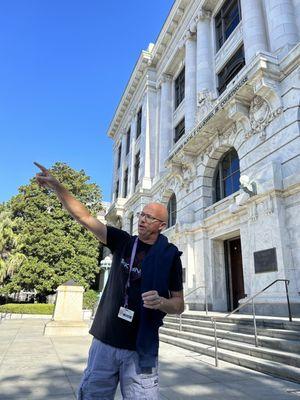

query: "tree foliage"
xmin=0 ymin=205 xmax=26 ymax=284
xmin=1 ymin=162 xmax=103 ymax=300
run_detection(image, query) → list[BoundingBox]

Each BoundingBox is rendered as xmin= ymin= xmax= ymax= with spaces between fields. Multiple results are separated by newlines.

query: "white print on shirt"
xmin=120 ymin=258 xmax=141 ymax=281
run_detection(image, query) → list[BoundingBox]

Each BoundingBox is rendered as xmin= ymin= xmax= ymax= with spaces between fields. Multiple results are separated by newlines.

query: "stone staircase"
xmin=159 ymin=312 xmax=300 ymax=383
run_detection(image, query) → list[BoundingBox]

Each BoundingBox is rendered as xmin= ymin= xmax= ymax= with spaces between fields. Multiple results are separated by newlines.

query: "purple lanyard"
xmin=124 ymin=237 xmax=139 ymax=308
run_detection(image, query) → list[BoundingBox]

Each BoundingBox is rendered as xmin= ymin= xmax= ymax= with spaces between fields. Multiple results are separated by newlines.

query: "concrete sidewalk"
xmin=0 ymin=319 xmax=300 ymax=399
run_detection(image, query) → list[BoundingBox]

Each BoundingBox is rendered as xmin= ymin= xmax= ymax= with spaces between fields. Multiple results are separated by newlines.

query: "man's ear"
xmin=159 ymin=222 xmax=167 ymax=232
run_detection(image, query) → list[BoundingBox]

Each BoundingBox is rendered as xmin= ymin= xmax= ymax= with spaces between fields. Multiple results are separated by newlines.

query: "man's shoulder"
xmin=106 ymin=226 xmax=133 ymax=252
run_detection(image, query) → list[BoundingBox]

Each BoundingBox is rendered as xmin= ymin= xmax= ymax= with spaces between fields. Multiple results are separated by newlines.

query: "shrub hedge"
xmin=0 ymin=303 xmax=54 ymax=315
xmin=83 ymin=289 xmax=99 ymax=310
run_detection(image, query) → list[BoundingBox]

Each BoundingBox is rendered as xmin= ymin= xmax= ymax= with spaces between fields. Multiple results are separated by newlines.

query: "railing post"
xmin=212 ymin=318 xmax=218 ymax=367
xmin=284 ymin=280 xmax=292 ymax=322
xmin=252 ymin=299 xmax=258 ymax=347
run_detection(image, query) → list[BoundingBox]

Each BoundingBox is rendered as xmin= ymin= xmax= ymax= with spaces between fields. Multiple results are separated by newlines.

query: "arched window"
xmin=214 ymin=148 xmax=240 ymax=202
xmin=167 ymin=193 xmax=177 ymax=228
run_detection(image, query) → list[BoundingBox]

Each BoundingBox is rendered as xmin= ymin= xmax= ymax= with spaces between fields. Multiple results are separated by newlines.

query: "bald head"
xmin=143 ymin=203 xmax=168 ymax=224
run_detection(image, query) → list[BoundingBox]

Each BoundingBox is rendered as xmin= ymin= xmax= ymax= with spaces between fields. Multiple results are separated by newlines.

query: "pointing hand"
xmin=34 ymin=162 xmax=59 ymax=190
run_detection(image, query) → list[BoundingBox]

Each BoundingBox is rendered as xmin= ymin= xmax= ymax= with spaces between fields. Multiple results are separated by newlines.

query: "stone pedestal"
xmin=44 ymin=280 xmax=89 ymax=336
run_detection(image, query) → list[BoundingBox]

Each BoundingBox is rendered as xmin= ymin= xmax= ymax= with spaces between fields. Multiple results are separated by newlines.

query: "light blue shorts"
xmin=78 ymin=338 xmax=159 ymax=400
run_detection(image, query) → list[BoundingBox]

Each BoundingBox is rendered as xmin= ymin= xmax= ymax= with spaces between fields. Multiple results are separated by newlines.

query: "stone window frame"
xmin=213 ymin=148 xmax=240 ymax=203
xmin=174 ymin=118 xmax=185 ymax=143
xmin=174 ymin=67 xmax=185 ymax=110
xmin=167 ymin=193 xmax=177 ymax=228
xmin=215 ymin=0 xmax=242 ymax=51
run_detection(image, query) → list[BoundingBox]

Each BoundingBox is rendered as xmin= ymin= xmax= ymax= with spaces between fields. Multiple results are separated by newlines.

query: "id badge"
xmin=118 ymin=306 xmax=134 ymax=322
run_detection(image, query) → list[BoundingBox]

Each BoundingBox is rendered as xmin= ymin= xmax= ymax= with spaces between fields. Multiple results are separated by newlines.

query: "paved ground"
xmin=1 ymin=319 xmax=300 ymax=399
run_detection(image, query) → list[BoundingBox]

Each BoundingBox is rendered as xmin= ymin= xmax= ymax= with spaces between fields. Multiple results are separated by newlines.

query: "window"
xmin=129 ymin=214 xmax=134 ymax=235
xmin=217 ymin=46 xmax=245 ymax=94
xmin=126 ymin=128 xmax=131 ymax=155
xmin=167 ymin=193 xmax=177 ymax=228
xmin=134 ymin=151 xmax=140 ymax=188
xmin=175 ymin=68 xmax=185 ymax=109
xmin=215 ymin=0 xmax=241 ymax=50
xmin=136 ymin=107 xmax=142 ymax=138
xmin=115 ymin=180 xmax=119 ymax=199
xmin=174 ymin=119 xmax=185 ymax=143
xmin=117 ymin=144 xmax=122 ymax=169
xmin=123 ymin=169 xmax=128 ymax=198
xmin=214 ymin=148 xmax=240 ymax=202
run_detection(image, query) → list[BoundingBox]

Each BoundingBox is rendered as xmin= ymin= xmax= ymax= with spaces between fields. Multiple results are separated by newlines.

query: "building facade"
xmin=105 ymin=0 xmax=300 ymax=316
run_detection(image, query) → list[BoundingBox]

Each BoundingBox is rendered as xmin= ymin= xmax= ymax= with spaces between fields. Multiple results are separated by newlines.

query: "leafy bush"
xmin=0 ymin=303 xmax=54 ymax=315
xmin=83 ymin=289 xmax=99 ymax=310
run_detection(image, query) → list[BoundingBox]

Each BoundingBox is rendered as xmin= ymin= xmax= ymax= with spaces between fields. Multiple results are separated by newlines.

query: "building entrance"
xmin=225 ymin=237 xmax=245 ymax=311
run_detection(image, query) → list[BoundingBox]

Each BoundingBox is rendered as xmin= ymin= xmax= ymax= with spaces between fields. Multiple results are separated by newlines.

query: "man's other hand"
xmin=142 ymin=290 xmax=162 ymax=310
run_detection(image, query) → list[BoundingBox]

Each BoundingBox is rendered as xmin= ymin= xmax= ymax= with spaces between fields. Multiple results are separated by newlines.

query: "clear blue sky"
xmin=0 ymin=0 xmax=174 ymax=203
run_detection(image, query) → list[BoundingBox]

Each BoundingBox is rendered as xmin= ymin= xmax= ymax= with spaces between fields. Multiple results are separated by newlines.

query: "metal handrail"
xmin=211 ymin=279 xmax=292 ymax=367
xmin=179 ymin=284 xmax=208 ymax=331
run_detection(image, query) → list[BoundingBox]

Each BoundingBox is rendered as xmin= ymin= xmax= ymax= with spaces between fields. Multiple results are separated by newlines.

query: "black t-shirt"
xmin=89 ymin=226 xmax=183 ymax=350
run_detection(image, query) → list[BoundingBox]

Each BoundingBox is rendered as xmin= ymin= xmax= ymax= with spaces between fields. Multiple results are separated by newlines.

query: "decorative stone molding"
xmin=264 ymin=195 xmax=274 ymax=215
xmin=176 ymin=152 xmax=197 ymax=192
xmin=217 ymin=123 xmax=238 ymax=145
xmin=159 ymin=73 xmax=173 ymax=87
xmin=166 ymin=151 xmax=196 ymax=193
xmin=248 ymin=202 xmax=258 ymax=222
xmin=194 ymin=9 xmax=211 ymax=23
xmin=197 ymin=90 xmax=215 ymax=121
xmin=251 ymin=74 xmax=283 ymax=114
xmin=228 ymin=99 xmax=252 ymax=138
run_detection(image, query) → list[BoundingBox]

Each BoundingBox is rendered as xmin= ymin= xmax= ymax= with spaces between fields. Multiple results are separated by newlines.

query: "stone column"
xmin=184 ymin=31 xmax=197 ymax=132
xmin=158 ymin=74 xmax=173 ymax=174
xmin=241 ymin=0 xmax=268 ymax=63
xmin=265 ymin=0 xmax=298 ymax=58
xmin=129 ymin=111 xmax=136 ymax=196
xmin=119 ymin=132 xmax=127 ymax=197
xmin=195 ymin=10 xmax=214 ymax=97
xmin=154 ymin=86 xmax=161 ymax=178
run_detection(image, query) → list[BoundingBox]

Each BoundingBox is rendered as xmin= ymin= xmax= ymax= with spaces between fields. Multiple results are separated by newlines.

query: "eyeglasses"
xmin=136 ymin=211 xmax=165 ymax=224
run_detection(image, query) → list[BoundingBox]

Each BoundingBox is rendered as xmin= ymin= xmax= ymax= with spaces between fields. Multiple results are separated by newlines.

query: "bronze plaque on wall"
xmin=254 ymin=248 xmax=278 ymax=273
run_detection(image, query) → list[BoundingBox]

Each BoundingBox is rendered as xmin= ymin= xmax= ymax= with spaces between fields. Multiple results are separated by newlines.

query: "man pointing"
xmin=35 ymin=162 xmax=184 ymax=400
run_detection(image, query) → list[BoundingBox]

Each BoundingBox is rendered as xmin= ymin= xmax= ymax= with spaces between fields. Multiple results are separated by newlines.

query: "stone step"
xmin=159 ymin=327 xmax=300 ymax=368
xmin=167 ymin=314 xmax=300 ymax=330
xmin=159 ymin=333 xmax=300 ymax=384
xmin=164 ymin=316 xmax=300 ymax=340
xmin=163 ymin=321 xmax=300 ymax=353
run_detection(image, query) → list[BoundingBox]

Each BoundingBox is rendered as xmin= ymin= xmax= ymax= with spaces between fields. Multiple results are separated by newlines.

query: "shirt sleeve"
xmin=106 ymin=226 xmax=131 ymax=254
xmin=168 ymin=252 xmax=183 ymax=292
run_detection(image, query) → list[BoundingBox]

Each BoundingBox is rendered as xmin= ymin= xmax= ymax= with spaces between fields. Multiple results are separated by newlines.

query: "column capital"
xmin=183 ymin=29 xmax=196 ymax=43
xmin=195 ymin=9 xmax=211 ymax=23
xmin=158 ymin=73 xmax=173 ymax=87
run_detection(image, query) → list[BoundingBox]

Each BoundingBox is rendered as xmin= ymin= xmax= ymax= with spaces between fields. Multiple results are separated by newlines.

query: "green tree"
xmin=1 ymin=162 xmax=103 ymax=301
xmin=0 ymin=206 xmax=26 ymax=284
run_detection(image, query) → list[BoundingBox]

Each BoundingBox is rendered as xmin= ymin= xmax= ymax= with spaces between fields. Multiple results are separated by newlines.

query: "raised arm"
xmin=34 ymin=162 xmax=107 ymax=244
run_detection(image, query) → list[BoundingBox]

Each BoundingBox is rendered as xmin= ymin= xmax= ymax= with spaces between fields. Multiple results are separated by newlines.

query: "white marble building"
xmin=105 ymin=0 xmax=300 ymax=316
